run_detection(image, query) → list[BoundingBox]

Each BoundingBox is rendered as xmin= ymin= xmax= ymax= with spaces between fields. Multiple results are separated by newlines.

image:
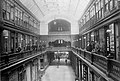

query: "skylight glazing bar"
xmin=33 ymin=0 xmax=45 ymax=16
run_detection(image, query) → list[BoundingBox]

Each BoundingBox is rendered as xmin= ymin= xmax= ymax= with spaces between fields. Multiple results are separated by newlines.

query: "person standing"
xmin=57 ymin=56 xmax=60 ymax=68
xmin=86 ymin=42 xmax=92 ymax=52
xmin=65 ymin=58 xmax=67 ymax=64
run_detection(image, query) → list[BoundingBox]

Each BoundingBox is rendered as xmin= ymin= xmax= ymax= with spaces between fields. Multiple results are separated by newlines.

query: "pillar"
xmin=118 ymin=21 xmax=120 ymax=61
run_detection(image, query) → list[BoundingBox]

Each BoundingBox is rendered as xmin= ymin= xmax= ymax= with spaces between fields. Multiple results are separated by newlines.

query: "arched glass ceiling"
xmin=19 ymin=0 xmax=90 ymax=21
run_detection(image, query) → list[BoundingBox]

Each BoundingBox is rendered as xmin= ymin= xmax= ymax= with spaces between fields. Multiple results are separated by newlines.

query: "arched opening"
xmin=48 ymin=19 xmax=71 ymax=35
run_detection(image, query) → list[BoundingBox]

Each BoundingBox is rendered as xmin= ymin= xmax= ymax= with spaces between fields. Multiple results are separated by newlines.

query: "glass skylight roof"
xmin=19 ymin=0 xmax=90 ymax=21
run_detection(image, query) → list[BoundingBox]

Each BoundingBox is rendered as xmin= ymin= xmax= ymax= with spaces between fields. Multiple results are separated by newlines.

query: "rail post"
xmin=106 ymin=53 xmax=113 ymax=76
xmin=91 ymin=52 xmax=93 ymax=65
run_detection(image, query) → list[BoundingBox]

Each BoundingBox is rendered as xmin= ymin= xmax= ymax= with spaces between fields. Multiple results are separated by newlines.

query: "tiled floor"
xmin=41 ymin=59 xmax=75 ymax=81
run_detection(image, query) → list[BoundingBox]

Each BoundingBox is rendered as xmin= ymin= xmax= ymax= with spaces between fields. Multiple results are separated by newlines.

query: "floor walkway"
xmin=41 ymin=59 xmax=76 ymax=81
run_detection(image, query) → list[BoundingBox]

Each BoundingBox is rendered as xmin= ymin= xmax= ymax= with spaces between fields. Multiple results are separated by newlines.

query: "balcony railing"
xmin=109 ymin=59 xmax=120 ymax=81
xmin=46 ymin=47 xmax=71 ymax=51
xmin=93 ymin=53 xmax=107 ymax=74
xmin=72 ymin=47 xmax=120 ymax=81
xmin=0 ymin=48 xmax=46 ymax=70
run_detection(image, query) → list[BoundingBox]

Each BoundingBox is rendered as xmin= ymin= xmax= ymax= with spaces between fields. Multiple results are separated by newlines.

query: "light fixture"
xmin=75 ymin=78 xmax=79 ymax=81
xmin=54 ymin=21 xmax=56 ymax=25
xmin=91 ymin=34 xmax=94 ymax=37
xmin=107 ymin=29 xmax=112 ymax=33
xmin=3 ymin=30 xmax=9 ymax=37
xmin=21 ymin=37 xmax=23 ymax=41
xmin=84 ymin=36 xmax=86 ymax=39
xmin=79 ymin=38 xmax=81 ymax=40
xmin=5 ymin=36 xmax=8 ymax=39
xmin=53 ymin=15 xmax=56 ymax=25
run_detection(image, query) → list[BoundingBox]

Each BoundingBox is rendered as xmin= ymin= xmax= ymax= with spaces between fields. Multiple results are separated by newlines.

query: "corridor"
xmin=41 ymin=59 xmax=76 ymax=81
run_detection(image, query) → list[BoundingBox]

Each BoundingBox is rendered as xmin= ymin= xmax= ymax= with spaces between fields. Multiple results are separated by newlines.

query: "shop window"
xmin=87 ymin=33 xmax=90 ymax=45
xmin=90 ymin=32 xmax=95 ymax=50
xmin=101 ymin=0 xmax=103 ymax=7
xmin=25 ymin=35 xmax=27 ymax=50
xmin=2 ymin=30 xmax=10 ymax=53
xmin=15 ymin=7 xmax=22 ymax=25
xmin=101 ymin=8 xmax=104 ymax=18
xmin=115 ymin=23 xmax=119 ymax=60
xmin=109 ymin=24 xmax=115 ymax=52
xmin=6 ymin=12 xmax=10 ymax=20
xmin=15 ymin=33 xmax=18 ymax=51
xmin=29 ymin=17 xmax=33 ymax=28
xmin=26 ymin=35 xmax=30 ymax=50
xmin=10 ymin=5 xmax=14 ymax=21
xmin=19 ymin=12 xmax=21 ymax=25
xmin=81 ymin=36 xmax=84 ymax=49
xmin=15 ymin=8 xmax=19 ymax=24
xmin=3 ymin=10 xmax=7 ymax=20
xmin=10 ymin=32 xmax=15 ymax=53
xmin=100 ymin=0 xmax=104 ymax=18
xmin=6 ymin=2 xmax=10 ymax=20
xmin=30 ymin=36 xmax=32 ymax=50
xmin=21 ymin=34 xmax=25 ymax=51
xmin=32 ymin=37 xmax=34 ymax=47
xmin=16 ymin=33 xmax=23 ymax=52
xmin=105 ymin=0 xmax=109 ymax=11
xmin=90 ymin=10 xmax=92 ymax=18
xmin=91 ymin=32 xmax=94 ymax=42
xmin=110 ymin=0 xmax=113 ymax=10
xmin=83 ymin=35 xmax=87 ymax=49
xmin=23 ymin=13 xmax=28 ymax=28
xmin=106 ymin=23 xmax=115 ymax=58
xmin=96 ymin=0 xmax=100 ymax=19
xmin=99 ymin=10 xmax=101 ymax=19
xmin=99 ymin=28 xmax=105 ymax=56
xmin=2 ymin=0 xmax=14 ymax=21
xmin=114 ymin=0 xmax=118 ymax=8
xmin=2 ymin=1 xmax=6 ymax=10
xmin=2 ymin=1 xmax=7 ymax=19
xmin=94 ymin=30 xmax=99 ymax=42
xmin=18 ymin=10 xmax=21 ymax=25
xmin=90 ymin=5 xmax=95 ymax=19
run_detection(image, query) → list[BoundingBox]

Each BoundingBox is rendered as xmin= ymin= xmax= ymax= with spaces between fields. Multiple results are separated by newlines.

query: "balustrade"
xmin=109 ymin=59 xmax=120 ymax=81
xmin=0 ymin=48 xmax=46 ymax=70
xmin=84 ymin=51 xmax=92 ymax=63
xmin=71 ymin=47 xmax=120 ymax=81
xmin=93 ymin=53 xmax=107 ymax=73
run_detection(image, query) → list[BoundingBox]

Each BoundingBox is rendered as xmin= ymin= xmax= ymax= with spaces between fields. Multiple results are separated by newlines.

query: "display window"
xmin=99 ymin=28 xmax=106 ymax=56
xmin=106 ymin=23 xmax=116 ymax=58
xmin=2 ymin=30 xmax=10 ymax=53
